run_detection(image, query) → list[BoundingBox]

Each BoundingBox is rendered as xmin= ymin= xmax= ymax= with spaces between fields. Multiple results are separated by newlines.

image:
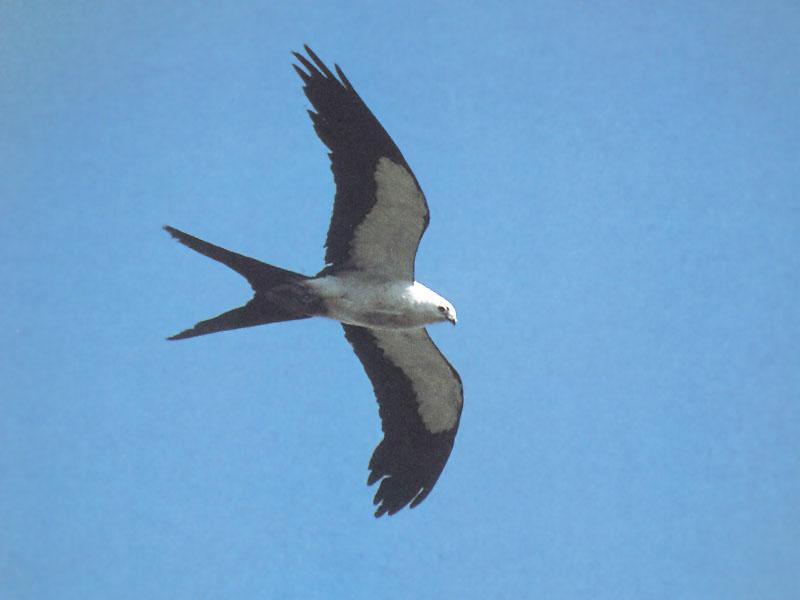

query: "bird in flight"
xmin=165 ymin=46 xmax=462 ymax=517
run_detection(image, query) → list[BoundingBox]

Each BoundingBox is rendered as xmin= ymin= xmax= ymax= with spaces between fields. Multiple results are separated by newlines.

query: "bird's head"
xmin=411 ymin=282 xmax=458 ymax=326
xmin=436 ymin=301 xmax=457 ymax=326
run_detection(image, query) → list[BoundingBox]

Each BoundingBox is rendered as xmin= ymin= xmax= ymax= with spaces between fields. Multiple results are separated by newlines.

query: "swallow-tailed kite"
xmin=165 ymin=46 xmax=462 ymax=517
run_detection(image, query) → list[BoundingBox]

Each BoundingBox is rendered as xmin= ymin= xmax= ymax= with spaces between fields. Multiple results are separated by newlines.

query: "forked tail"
xmin=164 ymin=226 xmax=319 ymax=340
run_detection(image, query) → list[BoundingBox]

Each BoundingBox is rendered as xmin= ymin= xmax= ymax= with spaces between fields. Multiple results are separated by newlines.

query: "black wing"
xmin=293 ymin=46 xmax=430 ymax=281
xmin=343 ymin=325 xmax=463 ymax=517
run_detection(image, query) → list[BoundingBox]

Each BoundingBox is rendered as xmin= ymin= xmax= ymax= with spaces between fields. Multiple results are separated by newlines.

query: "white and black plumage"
xmin=165 ymin=46 xmax=462 ymax=517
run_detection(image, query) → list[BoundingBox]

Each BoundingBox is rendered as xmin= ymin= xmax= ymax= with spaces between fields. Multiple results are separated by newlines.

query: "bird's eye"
xmin=438 ymin=306 xmax=447 ymax=313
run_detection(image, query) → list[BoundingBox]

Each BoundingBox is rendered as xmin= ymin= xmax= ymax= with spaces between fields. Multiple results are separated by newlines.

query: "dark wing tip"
xmin=370 ymin=473 xmax=428 ymax=518
xmin=334 ymin=64 xmax=352 ymax=89
xmin=292 ymin=50 xmax=317 ymax=79
xmin=293 ymin=45 xmax=345 ymax=88
xmin=292 ymin=63 xmax=311 ymax=84
xmin=366 ymin=424 xmax=459 ymax=517
xmin=303 ymin=45 xmax=335 ymax=79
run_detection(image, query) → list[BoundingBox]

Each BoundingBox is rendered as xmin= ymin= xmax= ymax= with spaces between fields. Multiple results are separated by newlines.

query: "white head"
xmin=412 ymin=282 xmax=458 ymax=326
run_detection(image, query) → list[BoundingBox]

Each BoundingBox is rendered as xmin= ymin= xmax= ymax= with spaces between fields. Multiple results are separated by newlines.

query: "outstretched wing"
xmin=343 ymin=325 xmax=463 ymax=517
xmin=293 ymin=45 xmax=430 ymax=281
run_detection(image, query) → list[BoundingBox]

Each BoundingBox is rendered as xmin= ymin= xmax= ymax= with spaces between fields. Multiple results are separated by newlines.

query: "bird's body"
xmin=307 ymin=275 xmax=455 ymax=330
xmin=166 ymin=46 xmax=462 ymax=517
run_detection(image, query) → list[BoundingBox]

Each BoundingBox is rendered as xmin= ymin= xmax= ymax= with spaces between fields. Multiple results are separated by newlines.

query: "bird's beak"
xmin=449 ymin=315 xmax=457 ymax=326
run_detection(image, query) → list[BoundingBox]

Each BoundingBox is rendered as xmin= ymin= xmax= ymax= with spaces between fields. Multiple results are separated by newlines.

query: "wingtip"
xmin=166 ymin=330 xmax=192 ymax=341
xmin=291 ymin=44 xmax=312 ymax=60
xmin=292 ymin=63 xmax=311 ymax=83
xmin=292 ymin=50 xmax=316 ymax=79
xmin=302 ymin=45 xmax=334 ymax=79
xmin=334 ymin=63 xmax=351 ymax=89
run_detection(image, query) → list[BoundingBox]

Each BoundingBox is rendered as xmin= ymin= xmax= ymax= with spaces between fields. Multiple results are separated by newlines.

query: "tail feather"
xmin=167 ymin=298 xmax=311 ymax=340
xmin=164 ymin=226 xmax=307 ymax=290
xmin=164 ymin=226 xmax=317 ymax=340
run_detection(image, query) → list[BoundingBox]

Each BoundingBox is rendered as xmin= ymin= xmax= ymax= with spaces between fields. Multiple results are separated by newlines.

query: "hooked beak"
xmin=448 ymin=315 xmax=457 ymax=326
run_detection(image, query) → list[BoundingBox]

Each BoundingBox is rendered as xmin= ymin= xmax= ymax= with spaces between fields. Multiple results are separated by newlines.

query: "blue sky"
xmin=2 ymin=2 xmax=798 ymax=599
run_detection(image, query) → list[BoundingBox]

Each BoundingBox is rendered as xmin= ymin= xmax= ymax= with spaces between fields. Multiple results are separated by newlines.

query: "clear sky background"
xmin=2 ymin=2 xmax=798 ymax=599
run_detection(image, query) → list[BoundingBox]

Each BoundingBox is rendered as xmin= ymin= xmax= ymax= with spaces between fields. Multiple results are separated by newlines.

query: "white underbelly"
xmin=306 ymin=275 xmax=431 ymax=330
xmin=325 ymin=300 xmax=429 ymax=329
